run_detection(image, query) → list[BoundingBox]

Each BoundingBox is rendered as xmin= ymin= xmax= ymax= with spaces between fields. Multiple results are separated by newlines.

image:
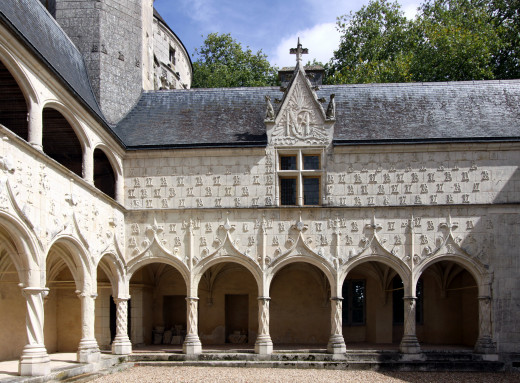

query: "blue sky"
xmin=154 ymin=0 xmax=421 ymax=68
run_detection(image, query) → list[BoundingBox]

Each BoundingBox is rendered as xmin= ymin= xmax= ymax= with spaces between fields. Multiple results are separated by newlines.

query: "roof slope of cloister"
xmin=2 ymin=0 xmax=520 ymax=150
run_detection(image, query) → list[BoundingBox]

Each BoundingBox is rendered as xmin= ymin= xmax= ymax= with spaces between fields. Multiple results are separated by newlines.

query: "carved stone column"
xmin=327 ymin=297 xmax=346 ymax=354
xmin=19 ymin=287 xmax=51 ymax=376
xmin=77 ymin=292 xmax=100 ymax=363
xmin=27 ymin=99 xmax=42 ymax=151
xmin=399 ymin=296 xmax=421 ymax=354
xmin=474 ymin=296 xmax=496 ymax=354
xmin=82 ymin=146 xmax=94 ymax=185
xmin=254 ymin=297 xmax=273 ymax=355
xmin=183 ymin=297 xmax=202 ymax=354
xmin=111 ymin=297 xmax=132 ymax=355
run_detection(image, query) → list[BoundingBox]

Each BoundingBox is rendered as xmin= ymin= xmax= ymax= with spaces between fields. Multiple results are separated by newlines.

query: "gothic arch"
xmin=96 ymin=252 xmax=126 ymax=297
xmin=127 ymin=256 xmax=189 ymax=288
xmin=0 ymin=42 xmax=38 ymax=104
xmin=41 ymin=100 xmax=90 ymax=150
xmin=413 ymin=254 xmax=489 ymax=296
xmin=92 ymin=144 xmax=122 ymax=200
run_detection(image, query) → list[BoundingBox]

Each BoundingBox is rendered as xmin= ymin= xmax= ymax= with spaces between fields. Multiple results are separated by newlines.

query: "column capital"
xmin=478 ymin=295 xmax=491 ymax=301
xmin=257 ymin=296 xmax=271 ymax=301
xmin=76 ymin=290 xmax=98 ymax=299
xmin=186 ymin=296 xmax=199 ymax=301
xmin=22 ymin=287 xmax=49 ymax=298
xmin=113 ymin=296 xmax=130 ymax=304
xmin=330 ymin=296 xmax=343 ymax=301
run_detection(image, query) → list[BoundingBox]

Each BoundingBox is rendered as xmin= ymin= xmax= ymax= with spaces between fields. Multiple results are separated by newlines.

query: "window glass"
xmin=303 ymin=155 xmax=320 ymax=170
xmin=280 ymin=155 xmax=297 ymax=170
xmin=342 ymin=279 xmax=366 ymax=325
xmin=303 ymin=177 xmax=320 ymax=205
xmin=280 ymin=178 xmax=296 ymax=205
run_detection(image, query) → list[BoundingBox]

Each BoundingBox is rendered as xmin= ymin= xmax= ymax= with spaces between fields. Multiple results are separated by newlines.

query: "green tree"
xmin=411 ymin=0 xmax=501 ymax=81
xmin=489 ymin=0 xmax=520 ymax=79
xmin=192 ymin=33 xmax=278 ymax=88
xmin=329 ymin=0 xmax=414 ymax=84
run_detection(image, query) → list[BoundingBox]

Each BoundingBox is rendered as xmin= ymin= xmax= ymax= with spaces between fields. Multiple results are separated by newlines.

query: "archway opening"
xmin=93 ymin=148 xmax=116 ymax=199
xmin=198 ymin=262 xmax=258 ymax=350
xmin=0 ymin=232 xmax=26 ymax=361
xmin=270 ymin=262 xmax=330 ymax=350
xmin=343 ymin=261 xmax=402 ymax=349
xmin=418 ymin=260 xmax=478 ymax=350
xmin=129 ymin=263 xmax=186 ymax=350
xmin=0 ymin=60 xmax=28 ymax=140
xmin=44 ymin=249 xmax=82 ymax=354
xmin=42 ymin=108 xmax=82 ymax=177
xmin=95 ymin=257 xmax=118 ymax=351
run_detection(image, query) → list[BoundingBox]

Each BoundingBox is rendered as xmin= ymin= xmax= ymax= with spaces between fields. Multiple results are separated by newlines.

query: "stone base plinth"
xmin=19 ymin=345 xmax=51 ymax=376
xmin=112 ymin=336 xmax=132 ymax=355
xmin=327 ymin=335 xmax=346 ymax=354
xmin=78 ymin=339 xmax=100 ymax=363
xmin=400 ymin=335 xmax=421 ymax=354
xmin=183 ymin=335 xmax=202 ymax=355
xmin=474 ymin=337 xmax=496 ymax=354
xmin=255 ymin=337 xmax=273 ymax=355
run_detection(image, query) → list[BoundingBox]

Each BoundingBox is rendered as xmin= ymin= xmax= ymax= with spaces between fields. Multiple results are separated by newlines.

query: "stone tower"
xmin=49 ymin=0 xmax=153 ymax=124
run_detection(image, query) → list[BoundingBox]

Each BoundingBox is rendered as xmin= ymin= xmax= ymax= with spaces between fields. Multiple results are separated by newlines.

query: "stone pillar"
xmin=474 ymin=296 xmax=496 ymax=354
xmin=27 ymin=99 xmax=42 ymax=151
xmin=82 ymin=146 xmax=94 ymax=185
xmin=77 ymin=292 xmax=100 ymax=363
xmin=183 ymin=297 xmax=202 ymax=354
xmin=254 ymin=297 xmax=273 ymax=355
xmin=399 ymin=296 xmax=421 ymax=354
xmin=19 ymin=287 xmax=51 ymax=376
xmin=327 ymin=297 xmax=346 ymax=354
xmin=112 ymin=297 xmax=132 ymax=355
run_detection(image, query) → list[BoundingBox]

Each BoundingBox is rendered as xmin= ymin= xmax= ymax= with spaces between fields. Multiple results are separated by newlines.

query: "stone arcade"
xmin=0 ymin=0 xmax=519 ymax=377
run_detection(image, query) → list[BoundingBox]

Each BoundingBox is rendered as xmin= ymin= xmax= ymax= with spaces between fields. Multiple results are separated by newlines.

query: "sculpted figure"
xmin=265 ymin=95 xmax=275 ymax=121
xmin=326 ymin=93 xmax=336 ymax=120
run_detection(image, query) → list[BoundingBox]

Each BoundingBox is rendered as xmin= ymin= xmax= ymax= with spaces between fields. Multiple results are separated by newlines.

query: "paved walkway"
xmin=0 ymin=353 xmax=79 ymax=381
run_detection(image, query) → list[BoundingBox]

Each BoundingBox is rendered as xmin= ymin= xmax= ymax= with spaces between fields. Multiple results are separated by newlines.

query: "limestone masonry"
xmin=0 ymin=0 xmax=519 ymax=378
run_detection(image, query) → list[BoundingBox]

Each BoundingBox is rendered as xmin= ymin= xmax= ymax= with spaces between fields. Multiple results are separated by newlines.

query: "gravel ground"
xmin=91 ymin=366 xmax=520 ymax=383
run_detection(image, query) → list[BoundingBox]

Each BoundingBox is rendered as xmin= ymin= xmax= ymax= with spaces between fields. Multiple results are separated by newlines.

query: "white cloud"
xmin=271 ymin=22 xmax=341 ymax=68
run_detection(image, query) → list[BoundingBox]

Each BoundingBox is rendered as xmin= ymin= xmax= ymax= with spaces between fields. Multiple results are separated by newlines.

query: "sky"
xmin=154 ymin=0 xmax=421 ymax=68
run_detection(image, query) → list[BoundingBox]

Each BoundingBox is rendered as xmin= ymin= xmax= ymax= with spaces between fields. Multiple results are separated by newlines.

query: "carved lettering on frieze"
xmin=340 ymin=197 xmax=346 ymax=206
xmin=446 ymin=194 xmax=454 ymax=204
xmin=454 ymin=183 xmax=461 ymax=193
xmin=462 ymin=194 xmax=470 ymax=203
xmin=169 ymin=188 xmax=176 ymax=197
xmin=196 ymin=176 xmax=203 ymax=186
xmin=369 ymin=173 xmax=377 ymax=183
xmin=462 ymin=172 xmax=469 ymax=182
xmin=351 ymin=222 xmax=358 ymax=231
xmin=319 ymin=235 xmax=328 ymax=246
xmin=411 ymin=173 xmax=419 ymax=183
xmin=420 ymin=235 xmax=428 ymax=245
xmin=327 ymin=175 xmax=334 ymax=184
xmin=146 ymin=177 xmax=153 ymax=187
xmin=354 ymin=174 xmax=362 ymax=183
xmin=347 ymin=185 xmax=354 ymax=195
xmin=367 ymin=197 xmax=375 ymax=205
xmin=481 ymin=171 xmax=489 ymax=181
xmin=444 ymin=172 xmax=452 ymax=182
xmin=205 ymin=187 xmax=212 ymax=197
xmin=272 ymin=236 xmax=279 ymax=245
xmin=394 ymin=235 xmax=402 ymax=245
xmin=383 ymin=174 xmax=391 ymax=183
xmin=428 ymin=173 xmax=435 ymax=183
xmin=174 ymin=237 xmax=181 ymax=247
xmin=414 ymin=217 xmax=422 ymax=227
xmin=252 ymin=197 xmax=259 ymax=206
xmin=327 ymin=185 xmax=333 ymax=195
xmin=234 ymin=176 xmax=240 ymax=186
xmin=383 ymin=197 xmax=390 ymax=205
xmin=225 ymin=187 xmax=232 ymax=196
xmin=146 ymin=199 xmax=153 ymax=208
xmin=314 ymin=222 xmax=322 ymax=232
xmin=160 ymin=177 xmax=167 ymax=187
xmin=253 ymin=175 xmax=260 ymax=185
xmin=265 ymin=197 xmax=273 ymax=206
xmin=248 ymin=236 xmax=255 ymax=246
xmin=234 ymin=198 xmax=241 ymax=207
xmin=405 ymin=185 xmax=412 ymax=194
xmin=430 ymin=195 xmax=437 ymax=204
xmin=426 ymin=221 xmax=434 ymax=230
xmin=243 ymin=223 xmax=249 ymax=232
xmin=133 ymin=200 xmax=141 ymax=208
xmin=213 ymin=176 xmax=221 ymax=186
xmin=414 ymin=196 xmax=422 ymax=204
xmin=128 ymin=189 xmax=135 ymax=198
xmin=345 ymin=235 xmax=353 ymax=245
xmin=186 ymin=187 xmax=194 ymax=197
xmin=131 ymin=223 xmax=140 ymax=235
xmin=154 ymin=189 xmax=161 ymax=198
xmin=177 ymin=177 xmax=184 ymax=186
xmin=339 ymin=174 xmax=346 ymax=183
xmin=420 ymin=184 xmax=428 ymax=193
xmin=129 ymin=237 xmax=137 ymax=247
xmin=140 ymin=189 xmax=148 ymax=198
xmin=196 ymin=199 xmax=203 ymax=207
xmin=170 ymin=224 xmax=177 ymax=233
xmin=354 ymin=197 xmax=361 ymax=206
xmin=466 ymin=220 xmax=474 ymax=230
xmin=470 ymin=162 xmax=477 ymax=171
xmin=399 ymin=196 xmax=406 ymax=205
xmin=179 ymin=199 xmax=185 ymax=208
xmin=200 ymin=237 xmax=207 ymax=246
xmin=265 ymin=175 xmax=273 ymax=185
xmin=436 ymin=184 xmax=444 ymax=193
xmin=377 ymin=185 xmax=385 ymax=194
xmin=134 ymin=178 xmax=140 ymax=187
xmin=215 ymin=198 xmax=222 ymax=207
xmin=396 ymin=173 xmax=404 ymax=183
xmin=161 ymin=199 xmax=168 ymax=208
xmin=361 ymin=185 xmax=368 ymax=194
xmin=266 ymin=186 xmax=273 ymax=195
xmin=242 ymin=187 xmax=249 ymax=197
xmin=473 ymin=183 xmax=480 ymax=192
xmin=391 ymin=185 xmax=399 ymax=194
xmin=226 ymin=167 xmax=232 ymax=175
xmin=388 ymin=222 xmax=395 ymax=231
xmin=266 ymin=165 xmax=273 ymax=173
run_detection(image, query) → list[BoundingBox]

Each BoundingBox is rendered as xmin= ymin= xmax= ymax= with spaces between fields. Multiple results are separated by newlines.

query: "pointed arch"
xmin=92 ymin=144 xmax=122 ymax=200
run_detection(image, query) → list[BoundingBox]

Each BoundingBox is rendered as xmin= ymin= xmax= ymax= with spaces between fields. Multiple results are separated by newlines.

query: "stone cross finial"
xmin=290 ymin=37 xmax=308 ymax=63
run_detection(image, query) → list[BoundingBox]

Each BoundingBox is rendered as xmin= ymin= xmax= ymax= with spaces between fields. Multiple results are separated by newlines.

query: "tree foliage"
xmin=192 ymin=33 xmax=278 ymax=88
xmin=329 ymin=0 xmax=519 ymax=84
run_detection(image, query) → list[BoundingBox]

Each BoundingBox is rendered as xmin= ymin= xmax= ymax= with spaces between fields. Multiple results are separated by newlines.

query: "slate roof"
xmin=115 ymin=88 xmax=281 ymax=149
xmin=116 ymin=80 xmax=520 ymax=149
xmin=0 ymin=0 xmax=107 ymax=125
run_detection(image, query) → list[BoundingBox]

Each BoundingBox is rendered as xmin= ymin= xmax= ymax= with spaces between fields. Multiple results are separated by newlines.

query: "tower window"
xmin=169 ymin=47 xmax=176 ymax=65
